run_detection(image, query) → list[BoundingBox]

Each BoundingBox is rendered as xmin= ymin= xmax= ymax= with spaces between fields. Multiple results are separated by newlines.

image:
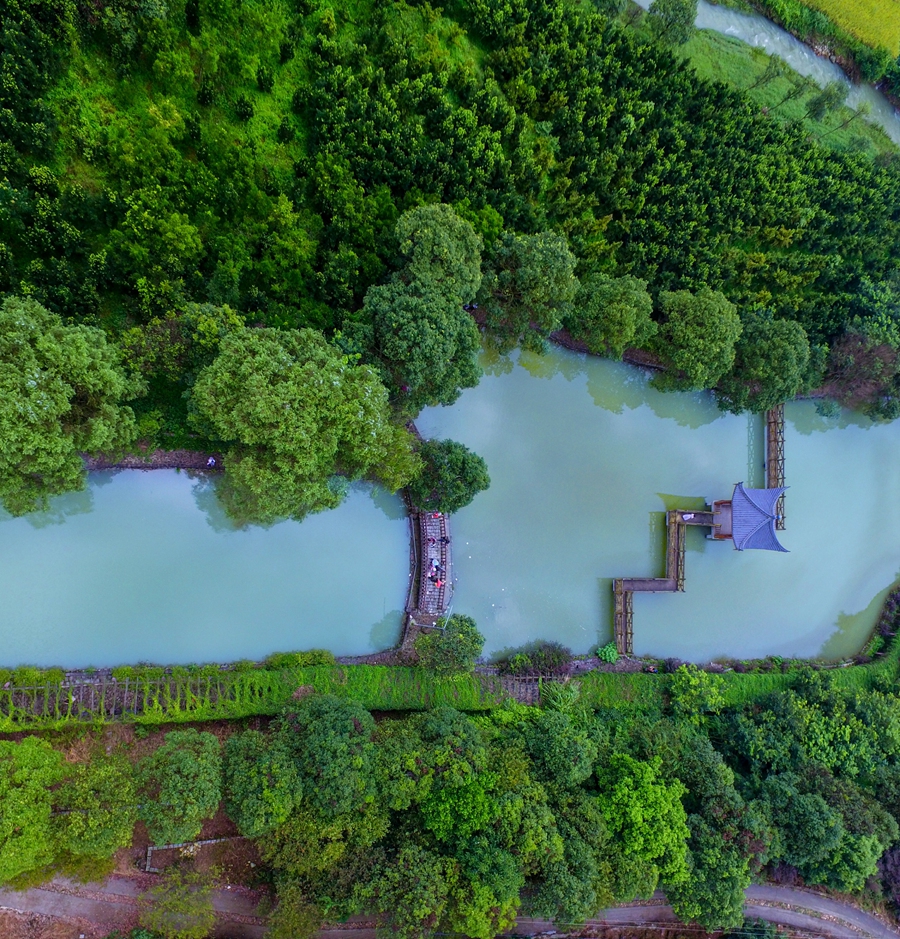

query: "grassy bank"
xmin=680 ymin=30 xmax=897 ymax=156
xmin=0 ymin=665 xmax=506 ymax=733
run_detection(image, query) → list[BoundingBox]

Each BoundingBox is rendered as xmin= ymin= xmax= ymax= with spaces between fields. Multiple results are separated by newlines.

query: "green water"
xmin=417 ymin=347 xmax=900 ymax=661
xmin=0 ymin=473 xmax=408 ymax=667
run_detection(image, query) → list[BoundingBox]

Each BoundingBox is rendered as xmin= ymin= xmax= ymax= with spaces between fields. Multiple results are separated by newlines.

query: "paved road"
xmin=0 ymin=879 xmax=897 ymax=938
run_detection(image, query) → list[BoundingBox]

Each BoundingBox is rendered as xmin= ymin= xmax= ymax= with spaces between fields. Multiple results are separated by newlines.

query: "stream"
xmin=633 ymin=0 xmax=900 ymax=144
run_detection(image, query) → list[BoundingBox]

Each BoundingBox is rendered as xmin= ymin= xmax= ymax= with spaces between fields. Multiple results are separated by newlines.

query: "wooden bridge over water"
xmin=406 ymin=511 xmax=453 ymax=627
xmin=613 ymin=406 xmax=786 ymax=654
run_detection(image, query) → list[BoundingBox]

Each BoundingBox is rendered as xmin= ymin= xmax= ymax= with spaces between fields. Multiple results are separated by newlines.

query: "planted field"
xmin=801 ymin=0 xmax=900 ymax=53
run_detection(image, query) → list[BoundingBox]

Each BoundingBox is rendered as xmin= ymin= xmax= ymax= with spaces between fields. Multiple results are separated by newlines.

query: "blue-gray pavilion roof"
xmin=731 ymin=482 xmax=788 ymax=552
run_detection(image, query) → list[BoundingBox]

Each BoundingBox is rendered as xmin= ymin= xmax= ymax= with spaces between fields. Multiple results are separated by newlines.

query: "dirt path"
xmin=0 ymin=876 xmax=266 ymax=939
xmin=0 ymin=879 xmax=896 ymax=939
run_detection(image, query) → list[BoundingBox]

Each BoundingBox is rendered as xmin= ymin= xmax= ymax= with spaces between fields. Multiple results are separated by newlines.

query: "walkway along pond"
xmin=612 ymin=408 xmax=787 ymax=653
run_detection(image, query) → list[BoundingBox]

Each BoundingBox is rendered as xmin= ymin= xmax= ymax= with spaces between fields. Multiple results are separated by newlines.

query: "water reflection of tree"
xmin=190 ymin=473 xmax=241 ymax=534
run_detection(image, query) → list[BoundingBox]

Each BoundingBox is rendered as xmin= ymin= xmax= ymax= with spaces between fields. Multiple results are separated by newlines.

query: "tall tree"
xmin=191 ymin=327 xmax=419 ymax=524
xmin=567 ymin=273 xmax=656 ymax=359
xmin=361 ymin=204 xmax=484 ymax=411
xmin=479 ymin=231 xmax=579 ymax=353
xmin=0 ymin=296 xmax=142 ymax=515
xmin=408 ymin=438 xmax=490 ymax=514
xmin=595 ymin=754 xmax=690 ymax=898
xmin=715 ymin=313 xmax=811 ymax=413
xmin=278 ymin=695 xmax=378 ymax=818
xmin=648 ymin=0 xmax=697 ymax=45
xmin=651 ymin=288 xmax=742 ymax=390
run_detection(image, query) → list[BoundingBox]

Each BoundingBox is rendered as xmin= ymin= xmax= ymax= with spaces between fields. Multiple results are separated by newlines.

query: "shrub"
xmin=265 ymin=650 xmax=336 ymax=669
xmin=668 ymin=665 xmax=725 ymax=724
xmin=598 ymin=642 xmax=619 ymax=664
xmin=139 ymin=869 xmax=215 ymax=939
xmin=414 ymin=615 xmax=484 ymax=674
xmin=234 ymin=95 xmax=254 ymax=120
xmin=499 ymin=642 xmax=573 ymax=676
xmin=257 ymin=65 xmax=274 ymax=92
xmin=11 ymin=667 xmax=42 ymax=686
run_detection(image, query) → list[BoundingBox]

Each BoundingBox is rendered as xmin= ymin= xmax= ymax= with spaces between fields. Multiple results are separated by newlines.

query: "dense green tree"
xmin=652 ymin=288 xmax=743 ymax=390
xmin=362 ymin=844 xmax=457 ymax=939
xmin=138 ymin=868 xmax=216 ymax=939
xmin=716 ymin=313 xmax=812 ymax=413
xmin=53 ymin=756 xmax=136 ymax=858
xmin=667 ymin=816 xmax=747 ymax=929
xmin=0 ymin=296 xmax=141 ymax=515
xmin=278 ymin=695 xmax=377 ymax=818
xmin=414 ymin=614 xmax=485 ymax=674
xmin=191 ymin=327 xmax=419 ymax=524
xmin=760 ymin=773 xmax=844 ymax=869
xmin=524 ymin=710 xmax=598 ymax=789
xmin=137 ymin=730 xmax=222 ymax=845
xmin=648 ymin=0 xmax=697 ymax=45
xmin=394 ymin=204 xmax=483 ymax=302
xmin=567 ymin=273 xmax=656 ymax=359
xmin=595 ymin=754 xmax=690 ymax=897
xmin=223 ymin=730 xmax=302 ymax=838
xmin=479 ymin=231 xmax=579 ymax=352
xmin=361 ymin=205 xmax=483 ymax=410
xmin=408 ymin=439 xmax=491 ymax=513
xmin=0 ymin=738 xmax=64 ymax=883
xmin=361 ymin=281 xmax=483 ymax=411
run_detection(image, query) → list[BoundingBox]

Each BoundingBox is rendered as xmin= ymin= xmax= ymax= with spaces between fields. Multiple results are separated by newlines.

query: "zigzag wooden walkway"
xmin=613 ymin=510 xmax=715 ymax=654
xmin=766 ymin=404 xmax=786 ymax=529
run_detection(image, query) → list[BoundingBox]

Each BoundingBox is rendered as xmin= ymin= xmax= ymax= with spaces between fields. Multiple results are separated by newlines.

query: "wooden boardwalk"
xmin=766 ymin=404 xmax=786 ymax=529
xmin=613 ymin=510 xmax=715 ymax=654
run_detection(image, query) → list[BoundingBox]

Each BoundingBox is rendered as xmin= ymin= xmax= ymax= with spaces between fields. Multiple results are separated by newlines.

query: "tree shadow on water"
xmin=190 ymin=474 xmax=242 ymax=534
xmin=20 ymin=487 xmax=95 ymax=528
xmin=363 ymin=482 xmax=407 ymax=521
xmin=369 ymin=609 xmax=404 ymax=649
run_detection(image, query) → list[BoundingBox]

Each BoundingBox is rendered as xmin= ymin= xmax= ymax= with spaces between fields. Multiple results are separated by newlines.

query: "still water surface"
xmin=418 ymin=348 xmax=900 ymax=662
xmin=0 ymin=474 xmax=408 ymax=667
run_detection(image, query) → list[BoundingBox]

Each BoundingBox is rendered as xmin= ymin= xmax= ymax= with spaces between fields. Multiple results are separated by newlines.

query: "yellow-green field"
xmin=802 ymin=0 xmax=900 ymax=55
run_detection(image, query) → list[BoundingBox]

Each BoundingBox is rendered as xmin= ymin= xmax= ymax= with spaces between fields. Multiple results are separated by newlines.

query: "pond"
xmin=417 ymin=348 xmax=900 ymax=662
xmin=0 ymin=472 xmax=408 ymax=667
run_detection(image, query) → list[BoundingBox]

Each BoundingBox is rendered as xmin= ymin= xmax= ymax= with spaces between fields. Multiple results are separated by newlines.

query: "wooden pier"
xmin=766 ymin=404 xmax=786 ymax=529
xmin=613 ymin=509 xmax=715 ymax=654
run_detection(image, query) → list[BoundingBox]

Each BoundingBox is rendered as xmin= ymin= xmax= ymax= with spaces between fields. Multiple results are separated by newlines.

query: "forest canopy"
xmin=3 ymin=0 xmax=900 ymax=517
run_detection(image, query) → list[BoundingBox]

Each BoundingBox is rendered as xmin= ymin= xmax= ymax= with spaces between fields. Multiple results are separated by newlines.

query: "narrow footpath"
xmin=1 ymin=879 xmax=897 ymax=939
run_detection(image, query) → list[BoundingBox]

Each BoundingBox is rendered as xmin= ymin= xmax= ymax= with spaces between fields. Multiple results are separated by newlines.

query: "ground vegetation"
xmin=5 ymin=659 xmax=900 ymax=934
